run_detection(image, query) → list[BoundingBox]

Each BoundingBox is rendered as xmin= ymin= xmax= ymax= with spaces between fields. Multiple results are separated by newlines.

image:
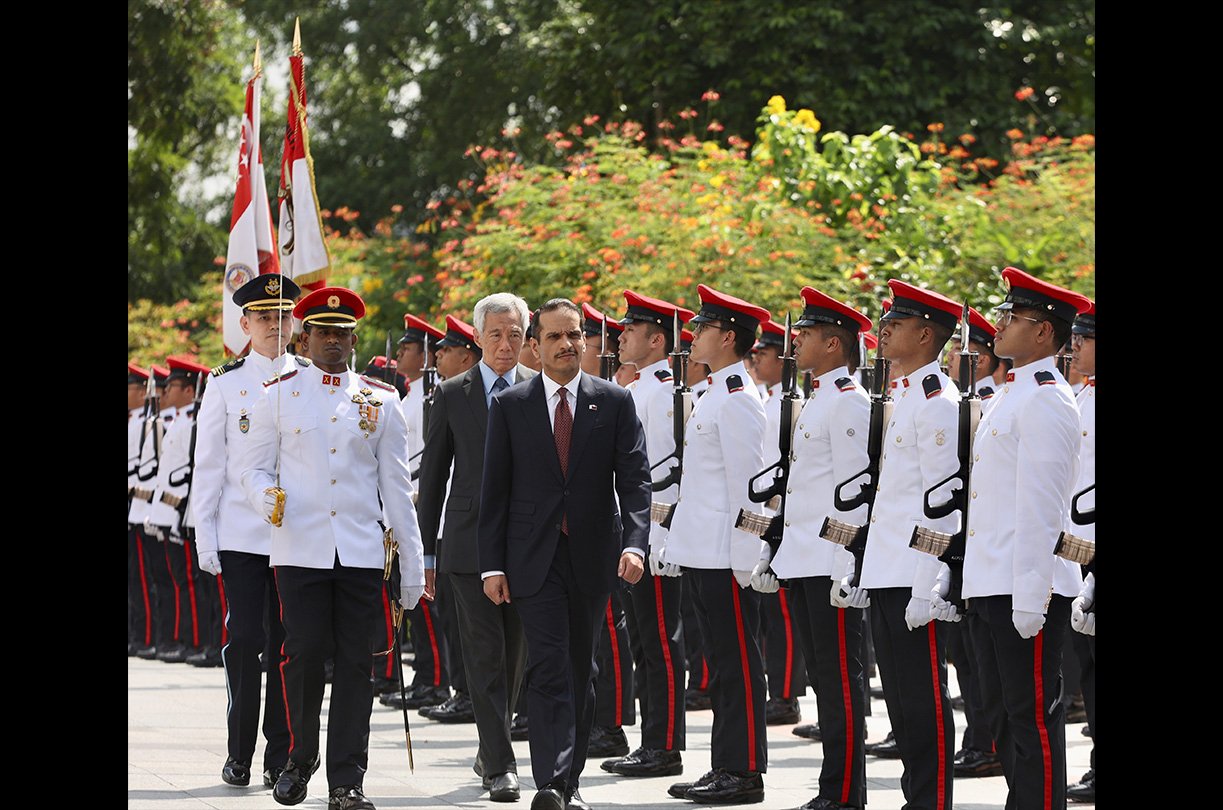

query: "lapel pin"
xmin=589 ymin=404 xmax=598 ymax=411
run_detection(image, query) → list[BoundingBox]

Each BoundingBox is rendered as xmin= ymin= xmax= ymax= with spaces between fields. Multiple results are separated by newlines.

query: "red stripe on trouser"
xmin=837 ymin=607 xmax=853 ymax=804
xmin=184 ymin=544 xmax=200 ymax=647
xmin=926 ymin=622 xmax=947 ymax=810
xmin=163 ymin=541 xmax=182 ymax=642
xmin=700 ymin=657 xmax=710 ymax=690
xmin=216 ymin=574 xmax=228 ymax=646
xmin=1033 ymin=630 xmax=1053 ymax=810
xmin=420 ymin=600 xmax=442 ymax=686
xmin=729 ymin=576 xmax=757 ymax=772
xmin=606 ymin=598 xmax=623 ymax=725
xmin=135 ymin=531 xmax=152 ymax=645
xmin=380 ymin=589 xmax=395 ymax=678
xmin=778 ymin=589 xmax=794 ymax=697
xmin=654 ymin=576 xmax=676 ymax=749
xmin=273 ymin=569 xmax=296 ymax=756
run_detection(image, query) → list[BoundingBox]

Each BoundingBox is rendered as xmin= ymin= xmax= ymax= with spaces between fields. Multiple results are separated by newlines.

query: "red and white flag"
xmin=277 ymin=19 xmax=330 ymax=289
xmin=222 ymin=43 xmax=281 ymax=356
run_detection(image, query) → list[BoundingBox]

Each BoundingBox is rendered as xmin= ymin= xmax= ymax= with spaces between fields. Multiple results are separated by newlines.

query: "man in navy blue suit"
xmin=478 ymin=298 xmax=652 ymax=810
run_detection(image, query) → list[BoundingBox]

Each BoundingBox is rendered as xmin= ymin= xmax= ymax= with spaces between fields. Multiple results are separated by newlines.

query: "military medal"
xmin=360 ymin=387 xmax=373 ymax=396
xmin=239 ymin=411 xmax=250 ymax=433
xmin=352 ymin=394 xmax=364 ymax=404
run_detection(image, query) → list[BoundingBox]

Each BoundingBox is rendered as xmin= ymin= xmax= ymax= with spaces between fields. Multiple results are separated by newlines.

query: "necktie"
xmin=492 ymin=376 xmax=509 ymax=394
xmin=554 ymin=387 xmax=572 ymax=532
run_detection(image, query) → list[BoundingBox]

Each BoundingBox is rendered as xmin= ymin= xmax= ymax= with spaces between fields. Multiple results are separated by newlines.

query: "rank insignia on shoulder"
xmin=294 ymin=356 xmax=311 ymax=367
xmin=978 ymin=385 xmax=994 ymax=399
xmin=1034 ymin=370 xmax=1057 ymax=386
xmin=654 ymin=369 xmax=673 ymax=383
xmin=726 ymin=374 xmax=744 ymax=393
xmin=834 ymin=376 xmax=856 ymax=392
xmin=922 ymin=374 xmax=942 ymax=399
xmin=360 ymin=375 xmax=397 ymax=392
xmin=263 ymin=369 xmax=298 ymax=387
xmin=211 ymin=357 xmax=245 ymax=377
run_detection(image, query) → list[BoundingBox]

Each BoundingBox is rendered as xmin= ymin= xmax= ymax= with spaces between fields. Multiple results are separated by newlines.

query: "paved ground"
xmin=129 ymin=655 xmax=1093 ymax=809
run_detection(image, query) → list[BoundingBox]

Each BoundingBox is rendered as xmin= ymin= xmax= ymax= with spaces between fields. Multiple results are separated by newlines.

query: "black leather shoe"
xmin=371 ymin=676 xmax=397 ymax=696
xmin=869 ymin=685 xmax=884 ymax=699
xmin=685 ymin=689 xmax=712 ymax=711
xmin=328 ymin=784 xmax=376 ymax=809
xmin=1065 ymin=698 xmax=1087 ymax=724
xmin=603 ymin=747 xmax=683 ymax=777
xmin=221 ymin=756 xmax=251 ymax=786
xmin=1067 ymin=770 xmax=1095 ymax=803
xmin=865 ymin=731 xmax=900 ymax=758
xmin=587 ymin=725 xmax=629 ymax=757
xmin=669 ymin=769 xmax=719 ymax=799
xmin=386 ymin=684 xmax=449 ymax=709
xmin=792 ymin=722 xmax=821 ymax=741
xmin=567 ymin=786 xmax=592 ymax=810
xmin=424 ymin=693 xmax=476 ymax=723
xmin=685 ymin=769 xmax=764 ymax=804
xmin=530 ymin=783 xmax=566 ymax=810
xmin=765 ymin=697 xmax=801 ymax=725
xmin=488 ymin=772 xmax=520 ymax=802
xmin=263 ymin=767 xmax=283 ymax=788
xmin=187 ymin=647 xmax=223 ymax=668
xmin=273 ymin=755 xmax=320 ymax=805
xmin=511 ymin=712 xmax=530 ymax=741
xmin=135 ymin=645 xmax=158 ymax=659
xmin=156 ymin=644 xmax=187 ymax=663
xmin=953 ymin=747 xmax=1004 ymax=777
xmin=798 ymin=797 xmax=863 ymax=810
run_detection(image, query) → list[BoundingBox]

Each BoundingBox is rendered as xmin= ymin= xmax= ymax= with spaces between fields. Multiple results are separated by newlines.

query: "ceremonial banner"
xmin=277 ymin=20 xmax=331 ymax=288
xmin=222 ymin=44 xmax=281 ymax=356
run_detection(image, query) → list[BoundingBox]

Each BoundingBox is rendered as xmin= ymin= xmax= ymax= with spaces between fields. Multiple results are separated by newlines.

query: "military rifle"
xmin=1055 ymin=484 xmax=1095 ymax=612
xmin=163 ymin=373 xmax=205 ymax=537
xmin=649 ymin=311 xmax=693 ymax=528
xmin=135 ymin=367 xmax=163 ymax=484
xmin=908 ymin=304 xmax=979 ymax=609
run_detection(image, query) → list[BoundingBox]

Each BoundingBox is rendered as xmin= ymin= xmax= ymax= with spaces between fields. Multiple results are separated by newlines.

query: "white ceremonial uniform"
xmin=1070 ymin=378 xmax=1094 ymax=540
xmin=690 ymin=377 xmax=709 ymax=398
xmin=634 ymin=359 xmax=678 ymax=545
xmin=666 ymin=361 xmax=767 ymax=574
xmin=962 ymin=357 xmax=1082 ymax=609
xmin=191 ymin=352 xmax=296 ymax=558
xmin=402 ymin=375 xmax=425 ymax=479
xmin=860 ymin=361 xmax=961 ymax=597
xmin=770 ymin=367 xmax=869 ymax=580
xmin=149 ymin=403 xmax=197 ymax=532
xmin=759 ymin=381 xmax=806 ymax=515
xmin=128 ymin=405 xmax=176 ymax=525
xmin=239 ymin=363 xmax=425 ymax=584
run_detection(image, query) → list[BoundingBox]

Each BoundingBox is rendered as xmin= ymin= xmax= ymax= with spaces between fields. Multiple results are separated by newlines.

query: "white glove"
xmin=750 ymin=560 xmax=779 ymax=593
xmin=198 ymin=551 xmax=222 ymax=576
xmin=831 ymin=576 xmax=870 ymax=609
xmin=905 ymin=597 xmax=934 ymax=630
xmin=929 ymin=565 xmax=961 ymax=623
xmin=1012 ymin=609 xmax=1046 ymax=639
xmin=401 ymin=585 xmax=426 ymax=611
xmin=1071 ymin=572 xmax=1095 ymax=636
xmin=649 ymin=548 xmax=682 ymax=578
xmin=732 ymin=569 xmax=753 ymax=588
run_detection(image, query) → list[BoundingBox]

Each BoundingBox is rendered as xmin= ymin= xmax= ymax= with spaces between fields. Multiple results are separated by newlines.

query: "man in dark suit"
xmin=479 ymin=298 xmax=652 ymax=810
xmin=417 ymin=296 xmax=536 ymax=802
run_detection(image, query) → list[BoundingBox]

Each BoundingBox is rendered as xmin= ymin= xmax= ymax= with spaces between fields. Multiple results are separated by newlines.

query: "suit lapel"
xmin=526 ymin=375 xmax=565 ymax=484
xmin=565 ymin=373 xmax=602 ymax=481
xmin=462 ymin=364 xmax=490 ymax=435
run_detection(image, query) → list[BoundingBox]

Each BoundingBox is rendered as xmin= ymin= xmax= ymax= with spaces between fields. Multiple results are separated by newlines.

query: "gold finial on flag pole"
xmin=253 ymin=39 xmax=263 ymax=78
xmin=292 ymin=17 xmax=303 ymax=56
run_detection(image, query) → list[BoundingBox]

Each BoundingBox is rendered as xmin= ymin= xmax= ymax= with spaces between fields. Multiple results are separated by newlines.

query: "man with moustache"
xmin=417 ymin=295 xmax=536 ymax=801
xmin=478 ymin=297 xmax=651 ymax=810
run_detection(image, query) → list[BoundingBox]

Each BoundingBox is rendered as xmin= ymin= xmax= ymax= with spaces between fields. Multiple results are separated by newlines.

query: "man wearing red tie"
xmin=478 ymin=298 xmax=652 ymax=810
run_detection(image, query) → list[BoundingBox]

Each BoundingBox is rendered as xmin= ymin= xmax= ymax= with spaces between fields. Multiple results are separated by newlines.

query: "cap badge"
xmin=327 ymin=294 xmax=341 ymax=309
xmin=265 ymin=277 xmax=281 ymax=295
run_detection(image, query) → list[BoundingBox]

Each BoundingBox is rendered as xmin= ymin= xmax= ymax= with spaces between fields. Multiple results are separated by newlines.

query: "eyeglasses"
xmin=995 ymin=311 xmax=1043 ymax=328
xmin=1071 ymin=333 xmax=1095 ymax=346
xmin=691 ymin=322 xmax=726 ymax=336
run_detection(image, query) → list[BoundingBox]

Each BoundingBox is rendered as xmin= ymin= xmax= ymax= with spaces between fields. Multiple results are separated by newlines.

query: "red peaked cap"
xmin=164 ymin=355 xmax=210 ymax=386
xmin=999 ymin=266 xmax=1091 ymax=324
xmin=128 ymin=362 xmax=150 ymax=384
xmin=1072 ymin=299 xmax=1095 ymax=337
xmin=619 ymin=290 xmax=696 ymax=328
xmin=680 ymin=328 xmax=695 ymax=350
xmin=436 ymin=315 xmax=479 ymax=353
xmin=152 ymin=365 xmax=170 ymax=384
xmin=581 ymin=302 xmax=623 ymax=336
xmin=366 ymin=356 xmax=397 ymax=368
xmin=690 ymin=283 xmax=770 ymax=333
xmin=863 ymin=332 xmax=879 ymax=350
xmin=401 ymin=314 xmax=446 ymax=345
xmin=961 ymin=306 xmax=998 ymax=351
xmin=754 ymin=318 xmax=798 ymax=350
xmin=881 ymin=279 xmax=963 ymax=331
xmin=795 ymin=286 xmax=872 ymax=334
xmin=294 ymin=286 xmax=366 ymax=328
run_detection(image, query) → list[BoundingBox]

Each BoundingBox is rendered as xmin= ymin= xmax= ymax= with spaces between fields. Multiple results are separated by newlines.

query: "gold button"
xmin=292 ymin=391 xmax=300 ymax=397
xmin=294 ymin=428 xmax=301 ymax=434
xmin=896 ymin=436 xmax=902 ymax=443
xmin=974 ymin=454 xmax=980 ymax=462
xmin=364 ymin=433 xmax=369 ymax=438
xmin=330 ymin=389 xmax=336 ymax=395
xmin=969 ymin=529 xmax=975 ymax=537
xmin=804 ymin=432 xmax=810 ymax=438
xmin=696 ymin=424 xmax=702 ymax=429
xmin=890 ymin=421 xmax=895 ymax=427
xmin=683 ymin=440 xmax=688 ymax=446
xmin=330 ymin=448 xmax=336 ymax=454
xmin=331 ymin=416 xmax=337 ymax=422
xmin=786 ymin=487 xmax=792 ymax=494
xmin=1003 ymin=386 xmax=1010 ymax=392
xmin=971 ymin=491 xmax=977 ymax=499
xmin=330 ymin=510 xmax=336 ymax=516
xmin=798 ymin=424 xmax=804 ymax=430
xmin=1082 ymin=430 xmax=1088 ymax=436
xmin=870 ymin=515 xmax=876 ymax=523
xmin=330 ymin=479 xmax=336 ymax=485
xmin=239 ymin=389 xmax=247 ymax=396
xmin=785 ymin=521 xmax=791 ymax=527
xmin=991 ymin=429 xmax=997 ymax=436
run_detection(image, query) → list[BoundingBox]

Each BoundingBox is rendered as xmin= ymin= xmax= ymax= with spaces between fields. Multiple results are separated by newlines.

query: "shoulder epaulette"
xmin=922 ymin=374 xmax=942 ymax=399
xmin=654 ymin=369 xmax=673 ymax=383
xmin=834 ymin=376 xmax=856 ymax=393
xmin=360 ymin=375 xmax=398 ymax=392
xmin=294 ymin=356 xmax=311 ymax=368
xmin=978 ymin=385 xmax=995 ymax=399
xmin=263 ymin=369 xmax=299 ymax=387
xmin=211 ymin=357 xmax=245 ymax=377
xmin=1034 ymin=370 xmax=1057 ymax=386
xmin=725 ymin=374 xmax=744 ymax=393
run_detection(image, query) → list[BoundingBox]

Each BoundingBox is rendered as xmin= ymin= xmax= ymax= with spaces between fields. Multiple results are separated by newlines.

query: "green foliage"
xmin=127 ymin=271 xmax=227 ymax=367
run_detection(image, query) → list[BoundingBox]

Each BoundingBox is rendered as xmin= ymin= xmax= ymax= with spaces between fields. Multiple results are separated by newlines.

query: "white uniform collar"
xmin=812 ymin=365 xmax=851 ymax=390
xmin=902 ymin=359 xmax=943 ymax=384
